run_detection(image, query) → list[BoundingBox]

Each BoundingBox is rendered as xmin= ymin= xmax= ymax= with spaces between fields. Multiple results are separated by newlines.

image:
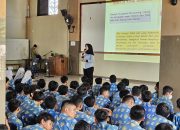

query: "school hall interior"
xmin=0 ymin=0 xmax=180 ymax=129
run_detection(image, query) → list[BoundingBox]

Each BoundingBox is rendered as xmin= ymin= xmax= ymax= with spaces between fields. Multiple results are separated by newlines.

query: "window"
xmin=48 ymin=0 xmax=59 ymax=15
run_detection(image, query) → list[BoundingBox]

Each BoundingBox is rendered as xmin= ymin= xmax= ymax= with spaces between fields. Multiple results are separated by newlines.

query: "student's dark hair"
xmin=5 ymin=75 xmax=8 ymax=82
xmin=142 ymin=91 xmax=152 ymax=102
xmin=14 ymin=79 xmax=22 ymax=86
xmin=122 ymin=95 xmax=135 ymax=103
xmin=71 ymin=95 xmax=83 ymax=107
xmin=155 ymin=123 xmax=173 ymax=130
xmin=58 ymin=85 xmax=68 ymax=95
xmin=120 ymin=89 xmax=130 ymax=99
xmin=156 ymin=82 xmax=159 ymax=89
xmin=109 ymin=75 xmax=116 ymax=83
xmin=102 ymin=82 xmax=110 ymax=90
xmin=77 ymin=85 xmax=88 ymax=97
xmin=60 ymin=75 xmax=68 ymax=84
xmin=132 ymin=86 xmax=141 ymax=96
xmin=36 ymin=112 xmax=54 ymax=124
xmin=23 ymin=85 xmax=31 ymax=95
xmin=156 ymin=103 xmax=170 ymax=118
xmin=94 ymin=109 xmax=108 ymax=122
xmin=6 ymin=90 xmax=17 ymax=102
xmin=130 ymin=105 xmax=145 ymax=121
xmin=61 ymin=100 xmax=75 ymax=110
xmin=100 ymin=86 xmax=109 ymax=95
xmin=37 ymin=79 xmax=46 ymax=89
xmin=177 ymin=98 xmax=180 ymax=109
xmin=48 ymin=80 xmax=59 ymax=91
xmin=44 ymin=96 xmax=57 ymax=109
xmin=95 ymin=77 xmax=102 ymax=84
xmin=139 ymin=85 xmax=148 ymax=93
xmin=81 ymin=76 xmax=89 ymax=83
xmin=15 ymin=83 xmax=24 ymax=94
xmin=163 ymin=86 xmax=173 ymax=95
xmin=74 ymin=120 xmax=91 ymax=130
xmin=30 ymin=85 xmax=37 ymax=97
xmin=84 ymin=96 xmax=95 ymax=107
xmin=8 ymin=99 xmax=21 ymax=112
xmin=121 ymin=78 xmax=129 ymax=86
xmin=33 ymin=44 xmax=37 ymax=48
xmin=85 ymin=43 xmax=94 ymax=55
xmin=70 ymin=81 xmax=79 ymax=90
xmin=32 ymin=91 xmax=44 ymax=101
xmin=117 ymin=82 xmax=126 ymax=91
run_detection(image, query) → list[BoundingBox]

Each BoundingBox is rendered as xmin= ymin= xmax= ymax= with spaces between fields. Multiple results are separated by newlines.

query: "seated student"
xmin=23 ymin=112 xmax=54 ymax=130
xmin=84 ymin=96 xmax=97 ymax=117
xmin=173 ymin=98 xmax=180 ymax=130
xmin=6 ymin=90 xmax=17 ymax=114
xmin=121 ymin=78 xmax=131 ymax=92
xmin=155 ymin=123 xmax=173 ymax=130
xmin=132 ymin=86 xmax=142 ymax=105
xmin=109 ymin=75 xmax=118 ymax=96
xmin=56 ymin=85 xmax=69 ymax=111
xmin=152 ymin=82 xmax=159 ymax=105
xmin=44 ymin=81 xmax=59 ymax=99
xmin=43 ymin=96 xmax=59 ymax=120
xmin=37 ymin=79 xmax=46 ymax=92
xmin=96 ymin=86 xmax=111 ymax=108
xmin=140 ymin=84 xmax=148 ymax=94
xmin=92 ymin=77 xmax=102 ymax=97
xmin=141 ymin=91 xmax=156 ymax=120
xmin=111 ymin=89 xmax=130 ymax=110
xmin=53 ymin=100 xmax=77 ymax=130
xmin=145 ymin=103 xmax=176 ymax=130
xmin=112 ymin=82 xmax=126 ymax=102
xmin=74 ymin=120 xmax=91 ymax=130
xmin=15 ymin=83 xmax=25 ymax=102
xmin=21 ymin=70 xmax=32 ymax=85
xmin=20 ymin=91 xmax=44 ymax=126
xmin=119 ymin=105 xmax=145 ymax=130
xmin=111 ymin=95 xmax=135 ymax=125
xmin=7 ymin=99 xmax=23 ymax=130
xmin=71 ymin=95 xmax=94 ymax=124
xmin=77 ymin=83 xmax=89 ymax=100
xmin=102 ymin=82 xmax=111 ymax=90
xmin=68 ymin=81 xmax=79 ymax=98
xmin=157 ymin=85 xmax=174 ymax=114
xmin=60 ymin=75 xmax=68 ymax=85
xmin=91 ymin=109 xmax=118 ymax=130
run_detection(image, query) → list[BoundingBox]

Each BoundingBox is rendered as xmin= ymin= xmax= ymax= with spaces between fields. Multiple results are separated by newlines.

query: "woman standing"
xmin=82 ymin=43 xmax=94 ymax=85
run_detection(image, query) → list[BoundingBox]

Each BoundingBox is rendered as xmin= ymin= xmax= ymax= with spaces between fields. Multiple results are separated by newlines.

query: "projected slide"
xmin=104 ymin=0 xmax=162 ymax=63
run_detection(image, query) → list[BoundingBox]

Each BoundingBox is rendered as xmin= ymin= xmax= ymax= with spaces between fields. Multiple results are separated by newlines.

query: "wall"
xmin=6 ymin=0 xmax=27 ymax=38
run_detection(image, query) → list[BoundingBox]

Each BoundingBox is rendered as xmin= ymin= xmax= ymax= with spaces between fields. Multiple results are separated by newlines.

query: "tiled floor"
xmin=33 ymin=74 xmax=156 ymax=93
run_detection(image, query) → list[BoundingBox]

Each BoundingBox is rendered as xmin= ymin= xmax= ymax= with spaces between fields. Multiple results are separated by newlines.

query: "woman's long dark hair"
xmin=85 ymin=43 xmax=94 ymax=55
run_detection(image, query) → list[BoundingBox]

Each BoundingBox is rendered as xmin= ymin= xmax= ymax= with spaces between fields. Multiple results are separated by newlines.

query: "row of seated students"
xmin=5 ymin=69 xmax=180 ymax=130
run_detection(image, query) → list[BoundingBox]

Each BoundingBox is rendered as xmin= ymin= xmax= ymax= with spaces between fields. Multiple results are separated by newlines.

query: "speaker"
xmin=171 ymin=0 xmax=177 ymax=5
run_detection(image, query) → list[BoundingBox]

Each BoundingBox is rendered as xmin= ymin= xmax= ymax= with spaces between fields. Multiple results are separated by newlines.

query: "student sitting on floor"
xmin=44 ymin=81 xmax=59 ymax=99
xmin=43 ymin=96 xmax=59 ymax=120
xmin=77 ymin=83 xmax=89 ymax=100
xmin=71 ymin=95 xmax=94 ymax=124
xmin=84 ymin=96 xmax=97 ymax=117
xmin=152 ymin=82 xmax=159 ymax=105
xmin=119 ymin=105 xmax=145 ymax=130
xmin=68 ymin=81 xmax=79 ymax=98
xmin=109 ymin=75 xmax=118 ymax=97
xmin=23 ymin=112 xmax=54 ymax=130
xmin=145 ymin=103 xmax=176 ymax=130
xmin=155 ymin=123 xmax=173 ymax=130
xmin=92 ymin=77 xmax=102 ymax=97
xmin=157 ymin=85 xmax=174 ymax=115
xmin=96 ymin=86 xmax=111 ymax=108
xmin=15 ymin=83 xmax=25 ymax=102
xmin=141 ymin=90 xmax=156 ymax=121
xmin=7 ymin=99 xmax=23 ymax=130
xmin=21 ymin=70 xmax=32 ymax=86
xmin=111 ymin=95 xmax=135 ymax=125
xmin=37 ymin=79 xmax=46 ymax=92
xmin=60 ymin=75 xmax=68 ymax=86
xmin=132 ymin=86 xmax=142 ymax=105
xmin=173 ymin=98 xmax=180 ymax=130
xmin=53 ymin=100 xmax=77 ymax=130
xmin=91 ymin=109 xmax=118 ymax=130
xmin=74 ymin=120 xmax=91 ymax=130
